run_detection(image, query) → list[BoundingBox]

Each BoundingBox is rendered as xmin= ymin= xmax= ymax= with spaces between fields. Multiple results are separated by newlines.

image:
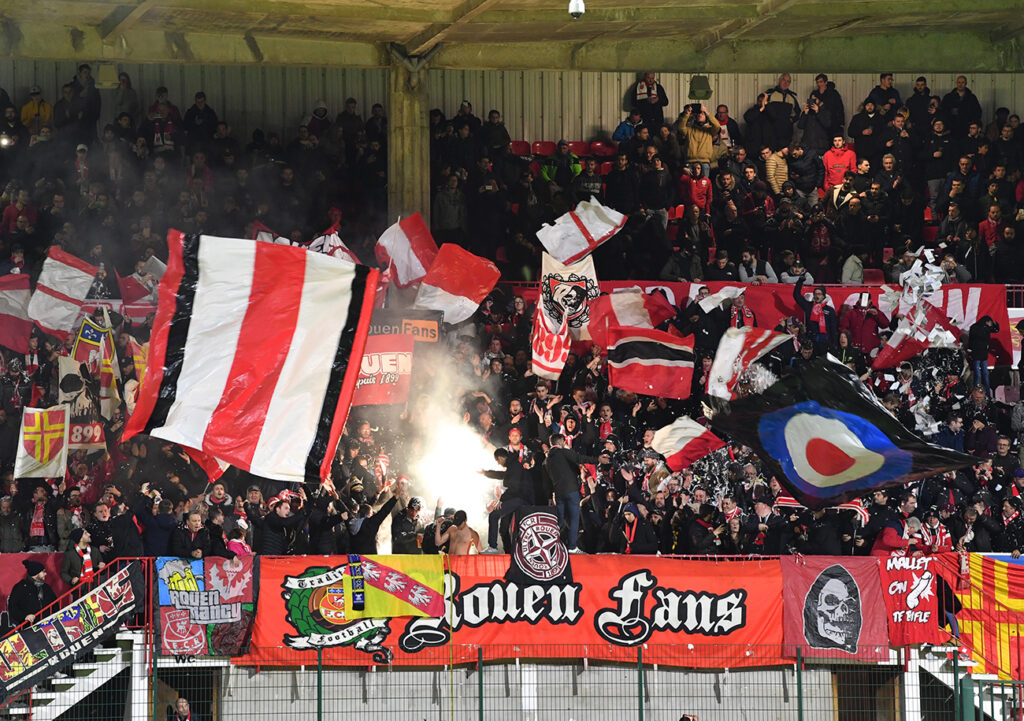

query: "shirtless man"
xmin=434 ymin=510 xmax=482 ymax=555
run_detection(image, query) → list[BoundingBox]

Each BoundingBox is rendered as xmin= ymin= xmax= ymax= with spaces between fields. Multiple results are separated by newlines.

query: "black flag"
xmin=709 ymin=360 xmax=975 ymax=508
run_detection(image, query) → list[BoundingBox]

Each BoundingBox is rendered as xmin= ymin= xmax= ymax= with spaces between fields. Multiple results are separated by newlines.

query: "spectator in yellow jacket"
xmin=20 ymin=86 xmax=52 ymax=136
xmin=676 ymin=103 xmax=720 ymax=179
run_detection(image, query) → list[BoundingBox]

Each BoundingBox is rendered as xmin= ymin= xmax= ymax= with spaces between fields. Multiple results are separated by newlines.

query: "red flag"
xmin=413 ymin=244 xmax=500 ymax=324
xmin=27 ymin=248 xmax=97 ymax=339
xmin=116 ymin=271 xmax=152 ymax=304
xmin=374 ymin=213 xmax=439 ymax=287
xmin=650 ymin=415 xmax=724 ymax=471
xmin=0 ymin=274 xmax=32 ymax=353
xmin=707 ymin=327 xmax=790 ymax=400
xmin=589 ymin=290 xmax=677 ymax=350
xmin=531 ymin=305 xmax=570 ymax=380
xmin=607 ymin=326 xmax=694 ymax=400
xmin=879 ymin=555 xmax=947 ymax=646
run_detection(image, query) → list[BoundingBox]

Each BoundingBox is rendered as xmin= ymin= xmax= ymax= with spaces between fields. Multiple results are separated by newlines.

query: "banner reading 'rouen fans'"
xmin=241 ymin=555 xmax=784 ymax=668
xmin=507 ymin=281 xmax=1012 ymax=364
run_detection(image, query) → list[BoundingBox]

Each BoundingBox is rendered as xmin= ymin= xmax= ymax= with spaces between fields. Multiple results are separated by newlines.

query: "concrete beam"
xmin=699 ymin=0 xmax=804 ymax=52
xmin=470 ymin=5 xmax=759 ymax=24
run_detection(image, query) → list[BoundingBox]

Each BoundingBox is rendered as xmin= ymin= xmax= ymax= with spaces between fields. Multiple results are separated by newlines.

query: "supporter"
xmin=60 ymin=528 xmax=104 ymax=586
xmin=628 ymin=73 xmax=669 ymax=129
xmin=798 ymin=88 xmax=834 ymax=153
xmin=612 ymin=108 xmax=643 ymax=143
xmin=847 ymin=100 xmax=885 ymax=167
xmin=763 ymin=73 xmax=799 ymax=150
xmin=793 ymin=277 xmax=837 ymax=350
xmin=7 ymin=560 xmax=56 ymax=627
xmin=677 ymin=104 xmax=719 ymax=179
xmin=822 ymin=136 xmax=857 ymax=191
xmin=714 ymin=104 xmax=743 ymax=150
xmin=941 ymin=75 xmax=984 ymax=138
xmin=868 ymin=73 xmax=902 ymax=120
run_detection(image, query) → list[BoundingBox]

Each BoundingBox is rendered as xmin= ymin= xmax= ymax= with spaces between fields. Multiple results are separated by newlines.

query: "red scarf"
xmin=725 ymin=506 xmax=741 ymax=522
xmin=730 ymin=306 xmax=755 ymax=328
xmin=77 ymin=545 xmax=93 ymax=583
xmin=810 ymin=302 xmax=827 ymax=334
xmin=923 ymin=522 xmax=952 ymax=551
xmin=623 ymin=518 xmax=637 ymax=554
xmin=1005 ymin=511 xmax=1019 ymax=528
xmin=599 ymin=421 xmax=613 ymax=439
xmin=29 ymin=504 xmax=45 ymax=538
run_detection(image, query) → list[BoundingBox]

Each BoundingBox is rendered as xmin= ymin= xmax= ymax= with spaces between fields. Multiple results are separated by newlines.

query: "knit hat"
xmin=22 ymin=560 xmax=45 ymax=576
xmin=624 ymin=503 xmax=639 ymax=516
xmin=69 ymin=528 xmax=86 ymax=545
xmin=557 ymin=139 xmax=569 ymax=147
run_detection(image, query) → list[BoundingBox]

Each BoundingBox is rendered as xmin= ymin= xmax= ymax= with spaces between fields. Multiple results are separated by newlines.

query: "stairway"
xmin=4 ymin=630 xmax=144 ymax=721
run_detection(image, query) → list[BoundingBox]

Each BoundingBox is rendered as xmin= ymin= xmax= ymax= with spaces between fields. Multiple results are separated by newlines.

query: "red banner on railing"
xmin=240 ymin=555 xmax=784 ymax=668
xmin=506 ymin=281 xmax=1013 ymax=364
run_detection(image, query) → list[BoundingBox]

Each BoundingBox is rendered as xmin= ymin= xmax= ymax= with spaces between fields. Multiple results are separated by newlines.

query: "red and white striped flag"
xmin=123 ymin=231 xmax=378 ymax=483
xmin=0 ymin=274 xmax=32 ymax=353
xmin=651 ymin=416 xmax=725 ymax=471
xmin=536 ymin=196 xmax=626 ymax=265
xmin=413 ymin=244 xmax=500 ymax=324
xmin=531 ymin=304 xmax=570 ymax=380
xmin=588 ymin=290 xmax=677 ymax=350
xmin=772 ymin=492 xmax=804 ymax=513
xmin=707 ymin=327 xmax=790 ymax=400
xmin=27 ymin=248 xmax=97 ymax=339
xmin=374 ymin=213 xmax=438 ymax=287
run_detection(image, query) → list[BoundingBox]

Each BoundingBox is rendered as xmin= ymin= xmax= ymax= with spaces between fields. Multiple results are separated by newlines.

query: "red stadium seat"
xmin=532 ymin=141 xmax=557 ymax=157
xmin=589 ymin=140 xmax=617 ymax=157
xmin=529 ymin=160 xmax=542 ymax=177
xmin=923 ymin=225 xmax=938 ymax=244
xmin=510 ymin=141 xmax=531 ymax=156
xmin=568 ymin=141 xmax=589 ymax=156
xmin=923 ymin=206 xmax=934 ymax=223
xmin=599 ymin=161 xmax=613 ymax=175
xmin=862 ymin=268 xmax=885 ymax=284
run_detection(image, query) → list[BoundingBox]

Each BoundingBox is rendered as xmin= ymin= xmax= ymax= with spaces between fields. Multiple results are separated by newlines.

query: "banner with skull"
xmin=782 ymin=557 xmax=890 ymax=660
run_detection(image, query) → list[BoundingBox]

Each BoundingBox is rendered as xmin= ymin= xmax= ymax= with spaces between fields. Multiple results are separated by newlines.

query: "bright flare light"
xmin=408 ymin=418 xmax=501 ymax=537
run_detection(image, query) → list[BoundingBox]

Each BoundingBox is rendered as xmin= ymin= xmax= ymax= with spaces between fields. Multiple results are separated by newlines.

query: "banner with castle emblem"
xmin=156 ymin=556 xmax=255 ymax=657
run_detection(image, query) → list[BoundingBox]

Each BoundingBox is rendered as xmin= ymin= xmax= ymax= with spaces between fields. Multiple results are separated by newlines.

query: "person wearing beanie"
xmin=614 ymin=502 xmax=658 ymax=555
xmin=8 ymin=559 xmax=57 ymax=627
xmin=61 ymin=527 xmax=104 ymax=587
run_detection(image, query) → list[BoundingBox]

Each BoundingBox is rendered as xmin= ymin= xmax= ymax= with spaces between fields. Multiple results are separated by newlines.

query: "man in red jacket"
xmin=822 ymin=134 xmax=857 ymax=190
xmin=839 ymin=294 xmax=884 ymax=354
xmin=978 ymin=203 xmax=1006 ymax=248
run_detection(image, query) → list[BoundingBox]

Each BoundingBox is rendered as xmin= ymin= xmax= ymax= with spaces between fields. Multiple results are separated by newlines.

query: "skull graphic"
xmin=802 ymin=565 xmax=861 ymax=653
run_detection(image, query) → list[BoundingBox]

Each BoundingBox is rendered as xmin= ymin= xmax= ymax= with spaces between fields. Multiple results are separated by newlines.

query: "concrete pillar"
xmin=387 ymin=59 xmax=431 ymax=225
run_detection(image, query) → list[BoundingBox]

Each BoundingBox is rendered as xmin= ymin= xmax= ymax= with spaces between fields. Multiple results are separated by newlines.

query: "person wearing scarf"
xmin=792 ymin=276 xmax=837 ymax=351
xmin=171 ymin=697 xmax=194 ymax=721
xmin=615 ymin=503 xmax=658 ymax=554
xmin=728 ymin=293 xmax=757 ymax=328
xmin=921 ymin=507 xmax=953 ymax=552
xmin=743 ymin=499 xmax=782 ymax=554
xmin=60 ymin=528 xmax=104 ymax=586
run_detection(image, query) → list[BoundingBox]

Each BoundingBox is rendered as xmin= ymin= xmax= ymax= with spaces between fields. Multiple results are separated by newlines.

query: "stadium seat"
xmin=923 ymin=206 xmax=934 ymax=223
xmin=862 ymin=268 xmax=885 ymax=284
xmin=923 ymin=225 xmax=938 ymax=244
xmin=529 ymin=160 xmax=541 ymax=177
xmin=568 ymin=141 xmax=589 ymax=156
xmin=532 ymin=141 xmax=557 ymax=157
xmin=599 ymin=161 xmax=613 ymax=175
xmin=590 ymin=141 xmax=617 ymax=157
xmin=510 ymin=141 xmax=531 ymax=156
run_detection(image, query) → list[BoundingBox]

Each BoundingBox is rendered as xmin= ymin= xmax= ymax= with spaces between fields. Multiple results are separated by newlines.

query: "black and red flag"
xmin=709 ymin=359 xmax=974 ymax=508
xmin=607 ymin=326 xmax=694 ymax=400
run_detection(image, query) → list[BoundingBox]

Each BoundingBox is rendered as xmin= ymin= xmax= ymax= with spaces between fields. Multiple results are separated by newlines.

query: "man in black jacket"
xmin=7 ymin=560 xmax=57 ymax=628
xmin=170 ymin=512 xmax=211 ymax=559
xmin=968 ymin=315 xmax=999 ymax=396
xmin=349 ymin=488 xmax=397 ymax=555
xmin=544 ymin=434 xmax=597 ymax=553
xmin=482 ymin=447 xmax=531 ymax=553
xmin=391 ymin=497 xmax=423 ymax=554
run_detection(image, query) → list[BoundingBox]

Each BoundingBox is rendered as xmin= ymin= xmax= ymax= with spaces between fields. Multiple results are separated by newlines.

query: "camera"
xmin=568 ymin=0 xmax=585 ymax=19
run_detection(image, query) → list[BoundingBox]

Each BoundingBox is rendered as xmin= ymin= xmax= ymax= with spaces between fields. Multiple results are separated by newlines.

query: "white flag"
xmin=14 ymin=406 xmax=70 ymax=478
xmin=540 ymin=252 xmax=600 ymax=341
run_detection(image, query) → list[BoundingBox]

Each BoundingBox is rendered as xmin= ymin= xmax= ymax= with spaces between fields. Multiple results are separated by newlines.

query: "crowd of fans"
xmin=1 ymin=67 xmax=1024 ymax=578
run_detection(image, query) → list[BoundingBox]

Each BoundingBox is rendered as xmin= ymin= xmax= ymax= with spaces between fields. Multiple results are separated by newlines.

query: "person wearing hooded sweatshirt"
xmin=305 ymin=100 xmax=331 ymax=140
xmin=7 ymin=560 xmax=57 ymax=627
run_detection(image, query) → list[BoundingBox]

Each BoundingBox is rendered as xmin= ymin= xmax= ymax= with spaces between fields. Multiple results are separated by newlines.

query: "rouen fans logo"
xmin=513 ymin=511 xmax=569 ymax=583
xmin=541 ymin=272 xmax=599 ymax=329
